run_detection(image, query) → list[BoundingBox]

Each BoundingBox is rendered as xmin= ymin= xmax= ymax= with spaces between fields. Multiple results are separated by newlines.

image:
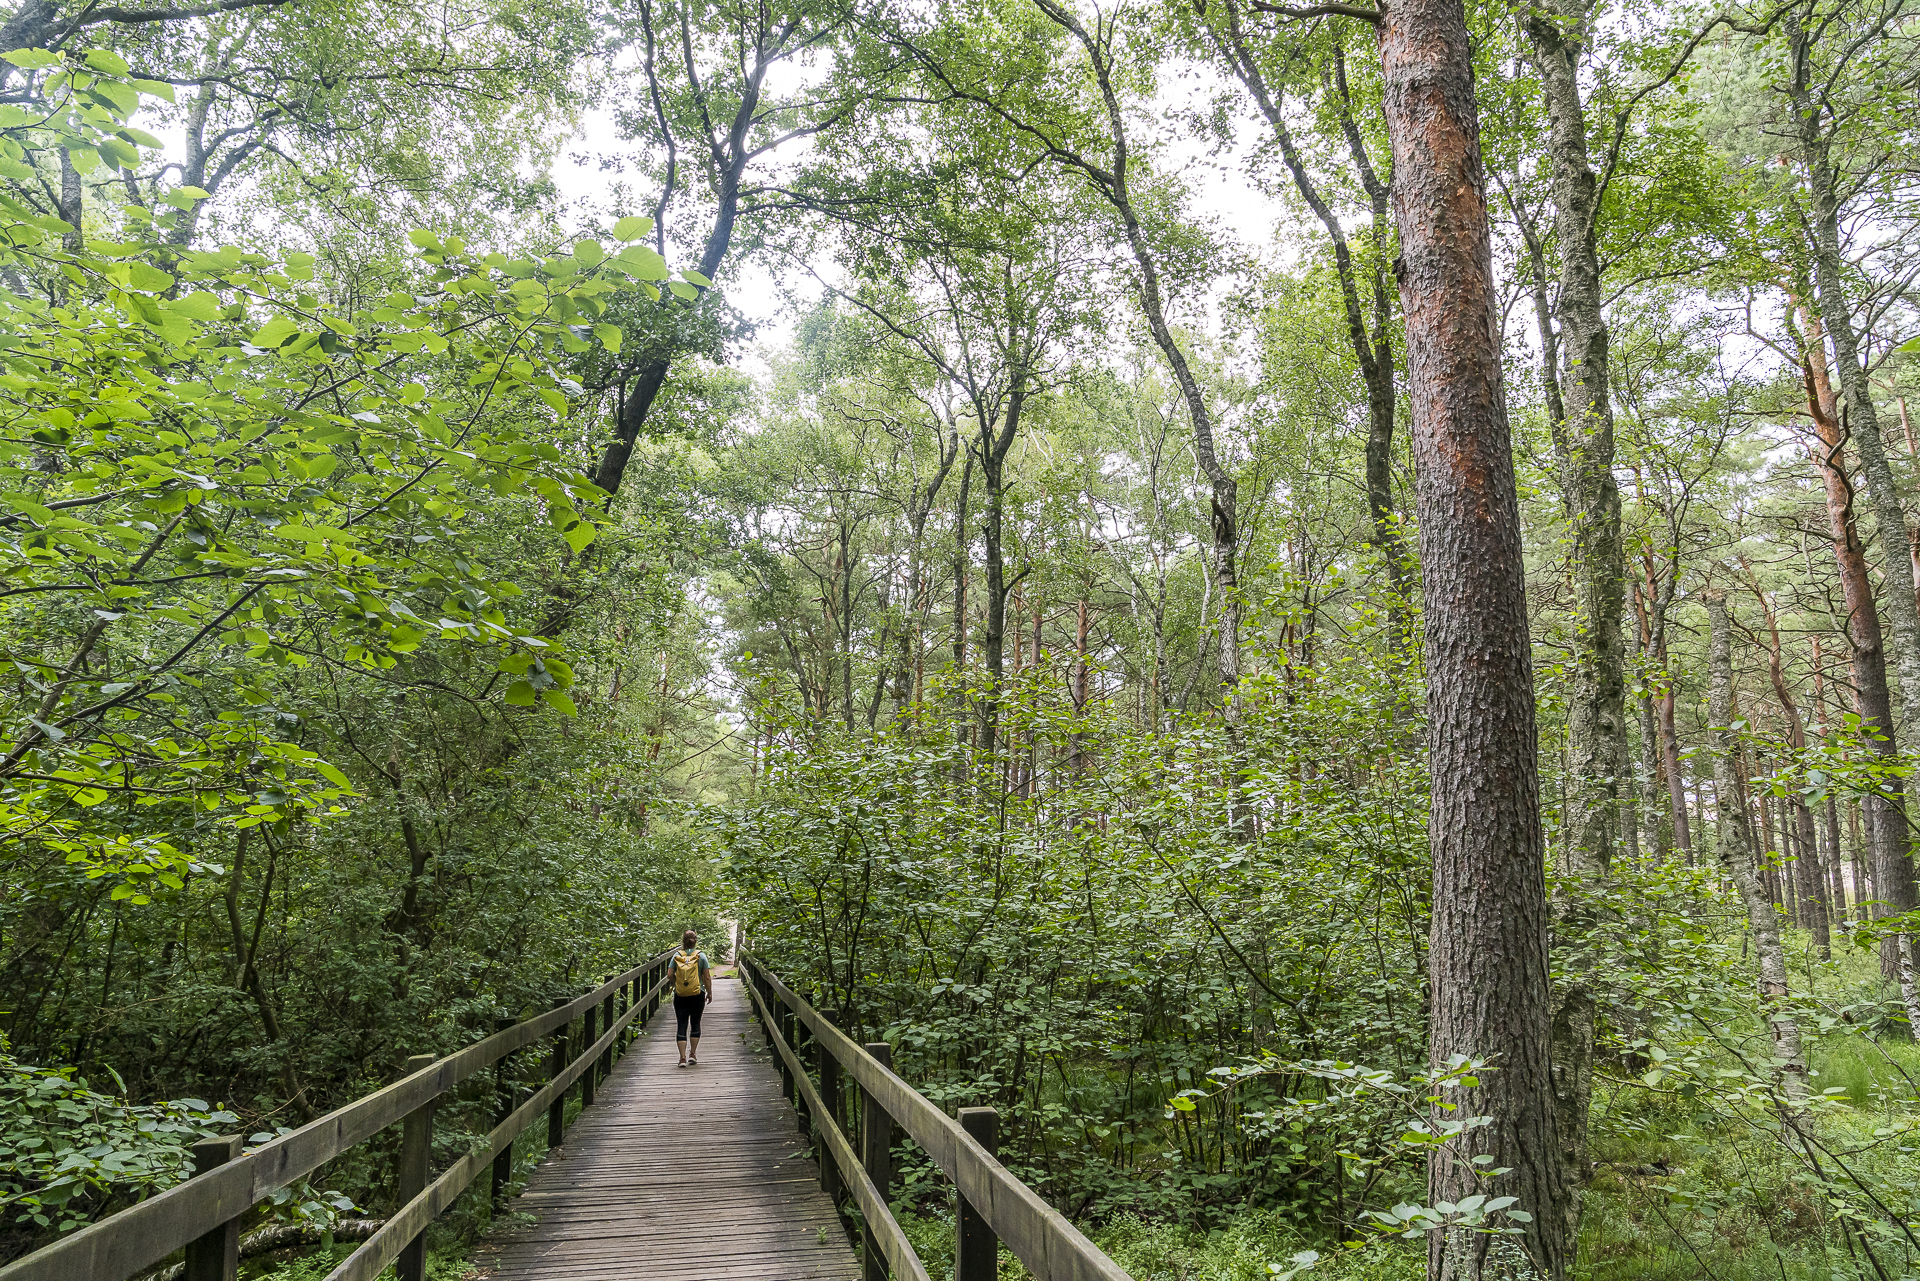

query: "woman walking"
xmin=672 ymin=929 xmax=713 ymax=1066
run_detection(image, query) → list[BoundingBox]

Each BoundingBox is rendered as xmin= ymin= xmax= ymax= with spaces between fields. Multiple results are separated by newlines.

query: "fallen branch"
xmin=142 ymin=1218 xmax=386 ymax=1281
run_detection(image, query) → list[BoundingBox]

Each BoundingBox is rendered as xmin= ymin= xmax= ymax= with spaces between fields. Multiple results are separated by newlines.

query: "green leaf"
xmin=592 ymin=323 xmax=622 ymax=354
xmin=4 ymin=48 xmax=64 ymax=69
xmin=164 ymin=292 xmax=221 ymax=320
xmin=407 ymin=229 xmax=441 ymax=249
xmin=503 ymin=680 xmax=538 ymax=707
xmin=616 ymin=246 xmax=670 ymax=280
xmin=126 ymin=262 xmax=174 ymax=293
xmin=682 ymin=269 xmax=712 ymax=288
xmin=573 ymin=239 xmax=604 ymax=268
xmin=613 ymin=215 xmax=654 ymax=241
xmin=84 ymin=49 xmax=131 ymax=76
xmin=542 ymin=688 xmax=578 ymax=715
xmin=562 ymin=519 xmax=596 ymax=553
xmin=251 ymin=317 xmax=298 ymax=348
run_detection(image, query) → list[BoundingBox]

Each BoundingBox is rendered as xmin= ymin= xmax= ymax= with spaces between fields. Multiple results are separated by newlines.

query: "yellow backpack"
xmin=673 ymin=949 xmax=704 ymax=996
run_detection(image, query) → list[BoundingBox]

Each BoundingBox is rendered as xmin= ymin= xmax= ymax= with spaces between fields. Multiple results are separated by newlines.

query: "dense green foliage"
xmin=3 ymin=0 xmax=1920 ymax=1275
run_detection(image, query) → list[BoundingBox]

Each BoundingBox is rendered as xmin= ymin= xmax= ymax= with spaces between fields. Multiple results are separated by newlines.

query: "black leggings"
xmin=674 ymin=993 xmax=705 ymax=1042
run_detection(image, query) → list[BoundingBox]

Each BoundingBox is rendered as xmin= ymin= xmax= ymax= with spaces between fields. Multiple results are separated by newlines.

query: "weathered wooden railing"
xmin=0 ymin=949 xmax=678 ymax=1281
xmin=738 ymin=951 xmax=1133 ymax=1281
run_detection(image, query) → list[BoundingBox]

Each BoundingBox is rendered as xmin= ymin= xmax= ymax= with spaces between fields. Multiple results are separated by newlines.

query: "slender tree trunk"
xmin=1072 ymin=592 xmax=1091 ymax=775
xmin=1658 ymin=650 xmax=1691 ymax=859
xmin=1789 ymin=22 xmax=1920 ymax=740
xmin=1214 ymin=16 xmax=1410 ymax=651
xmin=1753 ymin=585 xmax=1830 ymax=955
xmin=58 ymin=148 xmax=81 ymax=255
xmin=1813 ymin=636 xmax=1850 ymax=919
xmin=1827 ymin=793 xmax=1847 ymax=919
xmin=977 ymin=379 xmax=1027 ymax=763
xmin=838 ymin=522 xmax=855 ymax=731
xmin=1707 ymin=595 xmax=1808 ymax=1097
xmin=1035 ymin=4 xmax=1244 ymax=730
xmin=1376 ymin=0 xmax=1570 ymax=1270
xmin=1632 ymin=582 xmax=1670 ymax=857
xmin=1800 ymin=343 xmax=1920 ymax=1026
xmin=1516 ymin=2 xmax=1625 ymax=1231
xmin=1849 ymin=798 xmax=1864 ymax=911
xmin=952 ymin=454 xmax=975 ymax=779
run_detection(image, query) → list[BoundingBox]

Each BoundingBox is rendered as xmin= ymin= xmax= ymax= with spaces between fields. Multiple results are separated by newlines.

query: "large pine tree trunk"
xmin=1376 ymin=0 xmax=1570 ymax=1271
xmin=1706 ymin=595 xmax=1808 ymax=1096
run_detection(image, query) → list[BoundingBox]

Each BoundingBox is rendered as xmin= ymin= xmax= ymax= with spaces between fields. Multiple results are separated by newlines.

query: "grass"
xmin=1573 ymin=934 xmax=1920 ymax=1281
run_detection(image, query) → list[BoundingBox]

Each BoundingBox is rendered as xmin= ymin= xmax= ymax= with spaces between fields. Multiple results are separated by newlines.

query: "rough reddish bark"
xmin=1800 ymin=349 xmax=1920 ymax=1022
xmin=1375 ymin=0 xmax=1570 ymax=1273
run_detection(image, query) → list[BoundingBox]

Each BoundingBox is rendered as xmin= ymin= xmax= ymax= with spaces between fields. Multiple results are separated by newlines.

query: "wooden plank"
xmin=473 ymin=972 xmax=860 ymax=1281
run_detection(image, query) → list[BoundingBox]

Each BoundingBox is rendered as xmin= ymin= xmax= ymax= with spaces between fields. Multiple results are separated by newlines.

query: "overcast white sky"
xmin=537 ymin=61 xmax=1294 ymax=371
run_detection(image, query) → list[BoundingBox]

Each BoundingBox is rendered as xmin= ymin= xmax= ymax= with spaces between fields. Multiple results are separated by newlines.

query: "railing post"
xmin=779 ymin=1006 xmax=800 ymax=1122
xmin=599 ymin=978 xmax=616 ymax=1082
xmin=397 ymin=1053 xmax=437 ymax=1281
xmin=817 ymin=1009 xmax=842 ymax=1202
xmin=547 ymin=996 xmax=568 ymax=1150
xmin=794 ymin=1007 xmax=813 ymax=1136
xmin=580 ymin=997 xmax=598 ymax=1108
xmin=861 ymin=1041 xmax=893 ymax=1281
xmin=182 ymin=1134 xmax=244 ymax=1281
xmin=956 ymin=1107 xmax=1000 ymax=1281
xmin=490 ymin=1015 xmax=516 ymax=1213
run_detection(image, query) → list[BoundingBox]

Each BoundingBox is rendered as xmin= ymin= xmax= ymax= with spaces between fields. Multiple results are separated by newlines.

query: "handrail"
xmin=0 ymin=949 xmax=678 ymax=1281
xmin=737 ymin=959 xmax=931 ymax=1281
xmin=739 ymin=952 xmax=1134 ymax=1281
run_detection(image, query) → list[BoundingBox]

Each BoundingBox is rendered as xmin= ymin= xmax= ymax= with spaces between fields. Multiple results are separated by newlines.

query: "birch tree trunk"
xmin=1707 ymin=594 xmax=1808 ymax=1098
xmin=1752 ymin=581 xmax=1831 ymax=956
xmin=1631 ymin=581 xmax=1671 ymax=857
xmin=1518 ymin=0 xmax=1626 ymax=1232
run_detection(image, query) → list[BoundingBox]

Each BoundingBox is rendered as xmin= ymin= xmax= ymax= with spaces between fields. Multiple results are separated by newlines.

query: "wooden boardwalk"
xmin=472 ymin=969 xmax=860 ymax=1280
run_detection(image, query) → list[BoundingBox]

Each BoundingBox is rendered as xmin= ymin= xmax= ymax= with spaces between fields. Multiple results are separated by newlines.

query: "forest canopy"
xmin=2 ymin=0 xmax=1919 ymax=1276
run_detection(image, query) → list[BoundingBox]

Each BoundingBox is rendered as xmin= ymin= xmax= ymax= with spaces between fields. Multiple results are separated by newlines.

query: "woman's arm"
xmin=701 ymin=955 xmax=714 ymax=1000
